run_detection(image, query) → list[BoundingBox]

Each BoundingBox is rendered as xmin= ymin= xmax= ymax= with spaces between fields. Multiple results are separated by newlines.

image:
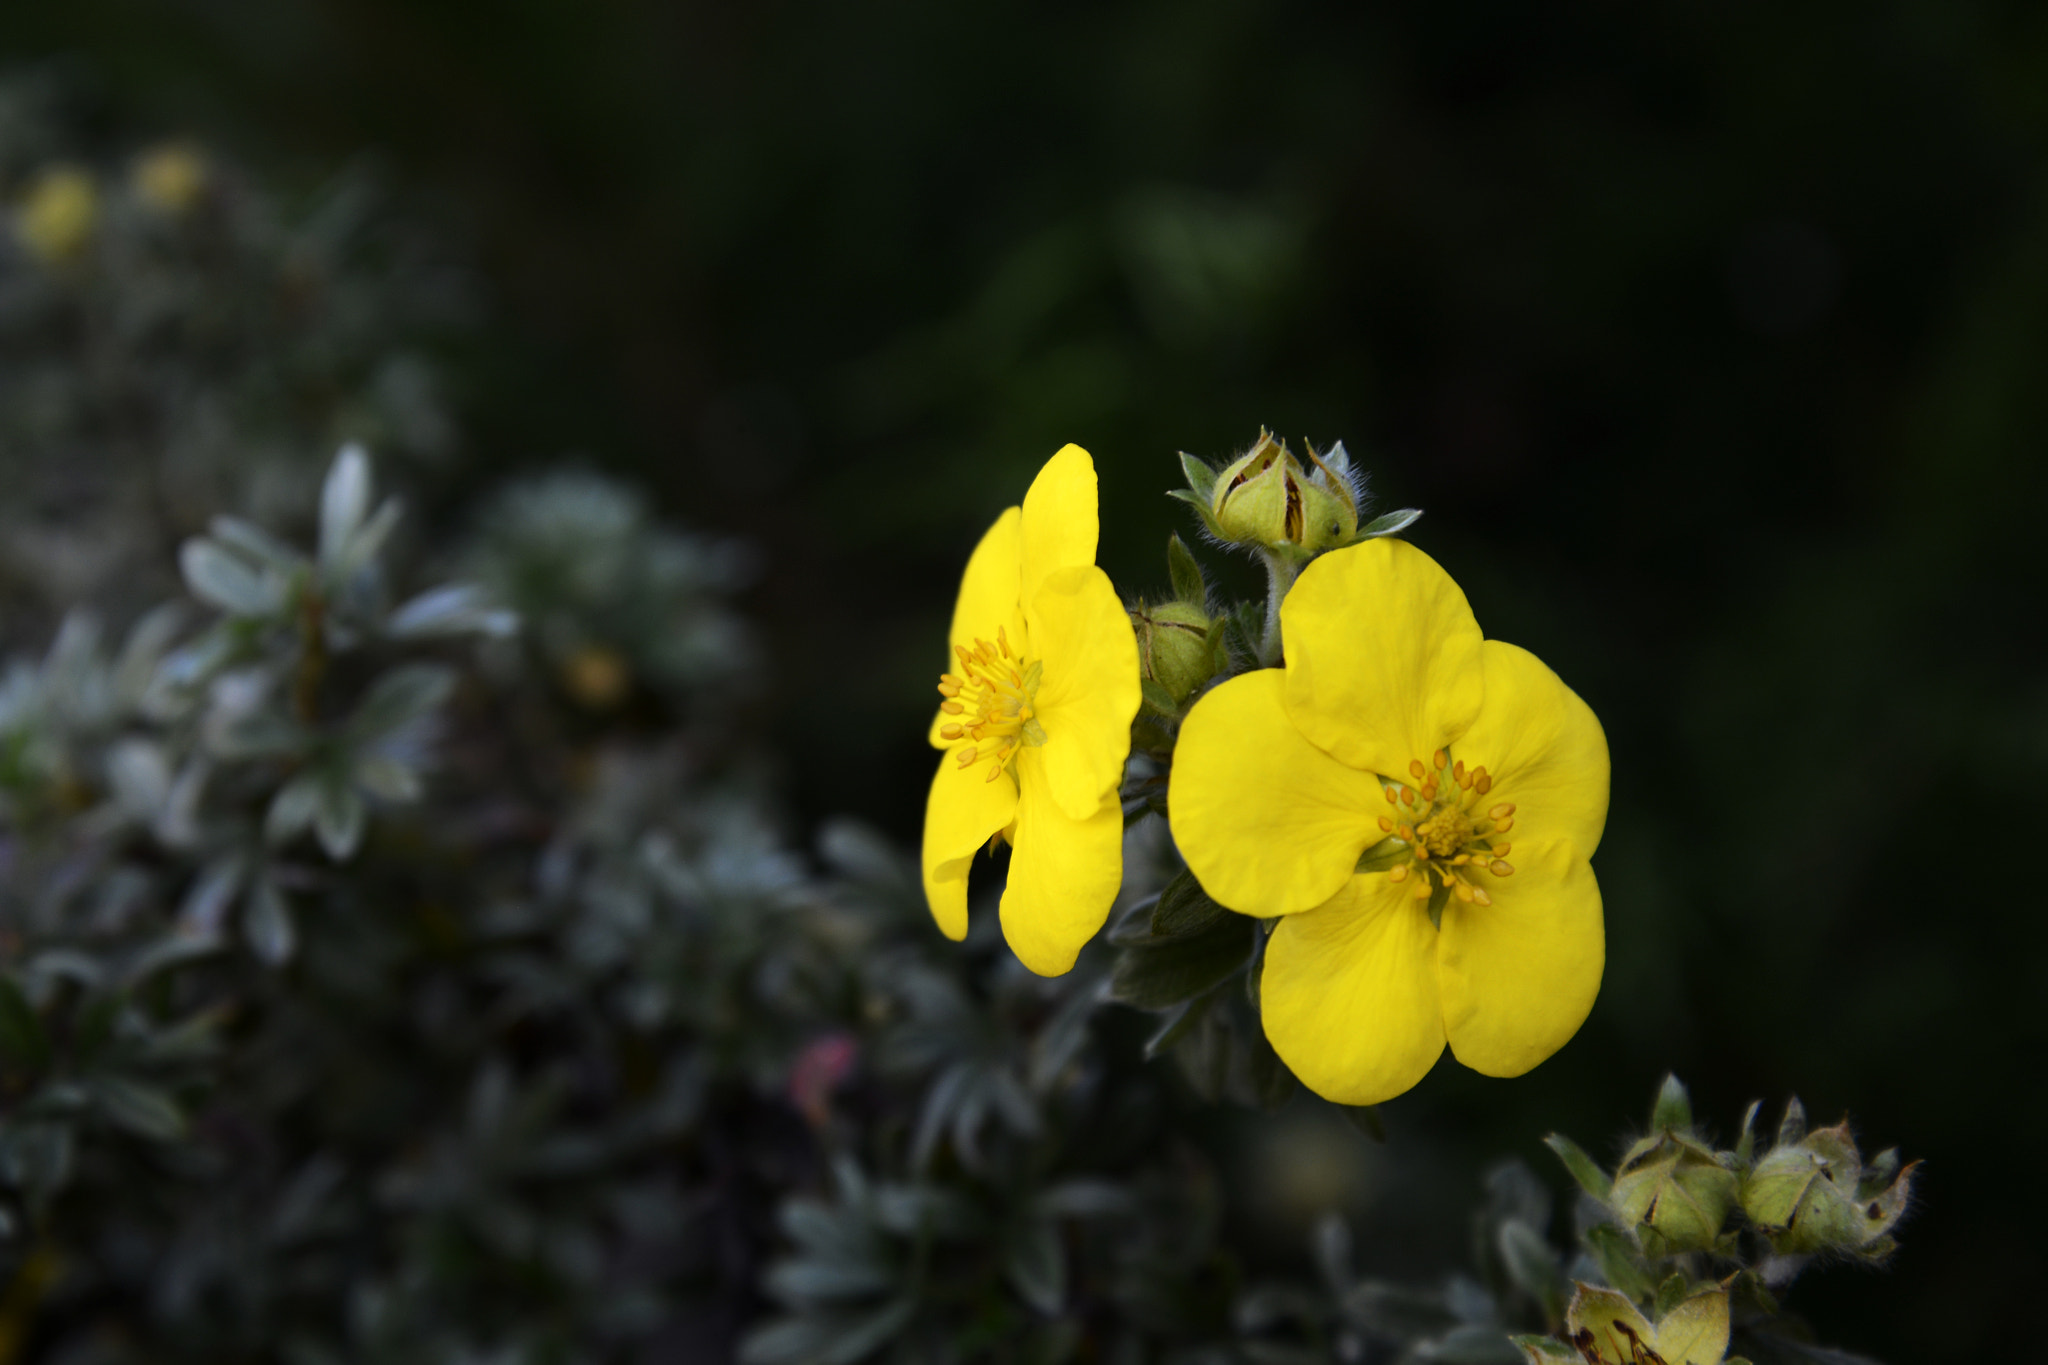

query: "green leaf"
xmin=1149 ymin=869 xmax=1226 ymax=937
xmin=1357 ymin=508 xmax=1422 ymax=539
xmin=1342 ymin=1105 xmax=1388 ymax=1143
xmin=1777 ymin=1096 xmax=1807 ymax=1147
xmin=1177 ymin=451 xmax=1219 ymax=502
xmin=1166 ymin=534 xmax=1207 ymax=603
xmin=1142 ymin=992 xmax=1215 ymax=1059
xmin=1734 ymin=1100 xmax=1762 ymax=1166
xmin=1355 ymin=836 xmax=1409 ymax=873
xmin=1005 ymin=1217 xmax=1066 ymax=1314
xmin=1109 ymin=913 xmax=1256 ymax=1010
xmin=91 ymin=1077 xmax=187 ymax=1142
xmin=1499 ymin=1219 xmax=1566 ymax=1322
xmin=1543 ymin=1134 xmax=1613 ymax=1201
xmin=179 ymin=538 xmax=286 ymax=617
xmin=1426 ymin=879 xmax=1451 ymax=930
xmin=1654 ymin=1273 xmax=1689 ymax=1321
xmin=1651 ymin=1074 xmax=1694 ymax=1134
xmin=244 ymin=878 xmax=297 ymax=966
xmin=0 ymin=977 xmax=49 ymax=1071
xmin=1166 ymin=487 xmax=1225 ymax=539
xmin=1582 ymin=1225 xmax=1657 ymax=1302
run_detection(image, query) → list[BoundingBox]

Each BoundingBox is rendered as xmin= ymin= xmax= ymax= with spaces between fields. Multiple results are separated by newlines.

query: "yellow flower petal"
xmin=1168 ymin=669 xmax=1384 ymax=916
xmin=1280 ymin=538 xmax=1485 ymax=776
xmin=920 ymin=754 xmax=1019 ymax=941
xmin=1027 ymin=564 xmax=1139 ymax=821
xmin=1000 ymin=745 xmax=1123 ymax=975
xmin=1438 ymin=840 xmax=1602 ymax=1077
xmin=1455 ymin=640 xmax=1609 ymax=856
xmin=1260 ymin=875 xmax=1446 ymax=1106
xmin=1019 ymin=444 xmax=1099 ymax=610
xmin=930 ymin=507 xmax=1027 ymax=749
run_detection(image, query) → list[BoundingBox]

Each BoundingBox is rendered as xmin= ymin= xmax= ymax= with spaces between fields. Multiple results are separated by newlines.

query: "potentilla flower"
xmin=922 ymin=446 xmax=1141 ymax=975
xmin=1167 ymin=538 xmax=1608 ymax=1105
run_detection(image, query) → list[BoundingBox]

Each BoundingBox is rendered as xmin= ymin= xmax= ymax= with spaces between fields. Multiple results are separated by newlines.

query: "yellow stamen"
xmin=1489 ymin=802 xmax=1515 ymax=820
xmin=1377 ymin=815 xmax=1394 ymax=832
xmin=1490 ymin=859 xmax=1514 ymax=876
xmin=1432 ymin=748 xmax=1447 ymax=770
xmin=940 ymin=701 xmax=964 ymax=715
xmin=1389 ymin=865 xmax=1409 ymax=883
xmin=955 ymin=746 xmax=979 ymax=768
xmin=1471 ymin=887 xmax=1492 ymax=906
xmin=1411 ymin=878 xmax=1431 ymax=901
xmin=1491 ymin=842 xmax=1510 ymax=857
xmin=1408 ymin=759 xmax=1426 ymax=780
xmin=1493 ymin=816 xmax=1514 ymax=834
xmin=940 ymin=724 xmax=964 ymax=740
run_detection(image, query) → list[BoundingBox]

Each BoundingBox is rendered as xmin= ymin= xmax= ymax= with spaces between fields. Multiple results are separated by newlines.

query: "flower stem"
xmin=1256 ymin=552 xmax=1300 ymax=668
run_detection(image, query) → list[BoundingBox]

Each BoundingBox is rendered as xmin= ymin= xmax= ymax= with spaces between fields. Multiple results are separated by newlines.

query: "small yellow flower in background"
xmin=922 ymin=445 xmax=1140 ymax=976
xmin=16 ymin=166 xmax=99 ymax=265
xmin=132 ymin=142 xmax=209 ymax=215
xmin=1168 ymin=537 xmax=1608 ymax=1105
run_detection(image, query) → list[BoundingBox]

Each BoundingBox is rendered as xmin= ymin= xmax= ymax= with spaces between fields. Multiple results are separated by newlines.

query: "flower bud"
xmin=1132 ymin=599 xmax=1224 ymax=705
xmin=1209 ymin=430 xmax=1357 ymax=555
xmin=1740 ymin=1116 xmax=1917 ymax=1259
xmin=1609 ymin=1130 xmax=1739 ymax=1255
xmin=16 ymin=166 xmax=99 ymax=265
xmin=133 ymin=143 xmax=209 ymax=216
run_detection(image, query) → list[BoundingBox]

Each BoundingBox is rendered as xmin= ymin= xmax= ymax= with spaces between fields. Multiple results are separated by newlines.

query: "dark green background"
xmin=6 ymin=2 xmax=2044 ymax=1358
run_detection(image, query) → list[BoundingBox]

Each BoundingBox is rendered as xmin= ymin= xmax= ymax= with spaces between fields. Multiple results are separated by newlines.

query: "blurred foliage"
xmin=0 ymin=3 xmax=2039 ymax=1356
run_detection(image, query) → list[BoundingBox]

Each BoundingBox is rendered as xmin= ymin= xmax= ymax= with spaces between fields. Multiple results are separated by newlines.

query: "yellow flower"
xmin=1167 ymin=538 xmax=1608 ymax=1105
xmin=17 ymin=166 xmax=99 ymax=265
xmin=922 ymin=445 xmax=1140 ymax=975
xmin=132 ymin=143 xmax=209 ymax=215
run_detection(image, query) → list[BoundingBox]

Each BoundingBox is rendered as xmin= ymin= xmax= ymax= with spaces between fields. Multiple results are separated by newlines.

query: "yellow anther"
xmin=1400 ymin=786 xmax=1415 ymax=805
xmin=1433 ymin=748 xmax=1447 ymax=770
xmin=1421 ymin=780 xmax=1439 ymax=801
xmin=1397 ymin=824 xmax=1414 ymax=841
xmin=955 ymin=746 xmax=979 ymax=768
xmin=940 ymin=701 xmax=964 ymax=715
xmin=1412 ymin=878 xmax=1432 ymax=901
xmin=1414 ymin=845 xmax=1430 ymax=861
xmin=1475 ymin=773 xmax=1493 ymax=795
xmin=1489 ymin=859 xmax=1514 ymax=876
xmin=1472 ymin=887 xmax=1492 ymax=906
xmin=1377 ymin=815 xmax=1394 ymax=832
xmin=940 ymin=724 xmax=964 ymax=740
xmin=937 ymin=681 xmax=960 ymax=697
xmin=1493 ymin=817 xmax=1513 ymax=834
xmin=1388 ymin=865 xmax=1409 ymax=883
xmin=1488 ymin=802 xmax=1515 ymax=820
xmin=1491 ymin=843 xmax=1511 ymax=858
xmin=1408 ymin=759 xmax=1426 ymax=780
xmin=1453 ymin=759 xmax=1466 ymax=782
xmin=984 ymin=764 xmax=1005 ymax=783
xmin=1454 ymin=881 xmax=1475 ymax=903
xmin=997 ymin=625 xmax=1011 ymax=657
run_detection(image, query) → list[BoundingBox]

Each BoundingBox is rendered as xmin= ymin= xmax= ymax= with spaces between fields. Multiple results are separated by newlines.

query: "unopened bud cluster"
xmin=1548 ymin=1075 xmax=1915 ymax=1266
xmin=1129 ymin=533 xmax=1229 ymax=711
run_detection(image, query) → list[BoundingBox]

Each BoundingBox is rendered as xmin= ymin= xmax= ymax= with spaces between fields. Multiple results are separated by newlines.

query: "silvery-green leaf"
xmin=1005 ymin=1217 xmax=1066 ymax=1315
xmin=119 ymin=932 xmax=224 ymax=988
xmin=0 ymin=977 xmax=49 ymax=1070
xmin=104 ymin=738 xmax=171 ymax=820
xmin=386 ymin=583 xmax=518 ymax=639
xmin=762 ymin=1257 xmax=894 ymax=1305
xmin=1357 ymin=508 xmax=1422 ymax=540
xmin=265 ymin=774 xmax=322 ymax=844
xmin=1177 ymin=451 xmax=1218 ymax=501
xmin=319 ymin=444 xmax=372 ymax=568
xmin=211 ymin=710 xmax=308 ymax=762
xmin=209 ymin=515 xmax=305 ymax=572
xmin=2 ymin=1123 xmax=73 ymax=1201
xmin=91 ymin=1077 xmax=186 ymax=1142
xmin=328 ymin=498 xmax=402 ymax=580
xmin=1035 ymin=1180 xmax=1131 ymax=1219
xmin=354 ymin=754 xmax=422 ymax=802
xmin=244 ymin=876 xmax=296 ymax=965
xmin=180 ymin=538 xmax=285 ymax=617
xmin=314 ymin=777 xmax=366 ymax=860
xmin=349 ymin=664 xmax=455 ymax=740
xmin=113 ymin=604 xmax=184 ymax=704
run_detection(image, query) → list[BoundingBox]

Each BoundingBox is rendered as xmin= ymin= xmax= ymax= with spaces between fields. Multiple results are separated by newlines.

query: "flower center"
xmin=935 ymin=627 xmax=1047 ymax=783
xmin=1369 ymin=748 xmax=1517 ymax=919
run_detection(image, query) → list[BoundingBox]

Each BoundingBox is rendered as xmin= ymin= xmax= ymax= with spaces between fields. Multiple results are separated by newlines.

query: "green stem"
xmin=1256 ymin=551 xmax=1300 ymax=668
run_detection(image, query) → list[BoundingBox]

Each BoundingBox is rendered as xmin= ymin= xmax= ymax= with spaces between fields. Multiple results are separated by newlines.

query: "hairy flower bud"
xmin=1132 ymin=599 xmax=1224 ymax=705
xmin=1208 ymin=430 xmax=1358 ymax=554
xmin=1740 ymin=1113 xmax=1917 ymax=1259
xmin=1609 ymin=1130 xmax=1739 ymax=1255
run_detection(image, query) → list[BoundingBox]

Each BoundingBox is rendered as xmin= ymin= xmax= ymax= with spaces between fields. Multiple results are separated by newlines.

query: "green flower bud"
xmin=1610 ymin=1130 xmax=1740 ymax=1255
xmin=1132 ymin=599 xmax=1224 ymax=706
xmin=1740 ymin=1115 xmax=1917 ymax=1259
xmin=1208 ymin=430 xmax=1357 ymax=554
